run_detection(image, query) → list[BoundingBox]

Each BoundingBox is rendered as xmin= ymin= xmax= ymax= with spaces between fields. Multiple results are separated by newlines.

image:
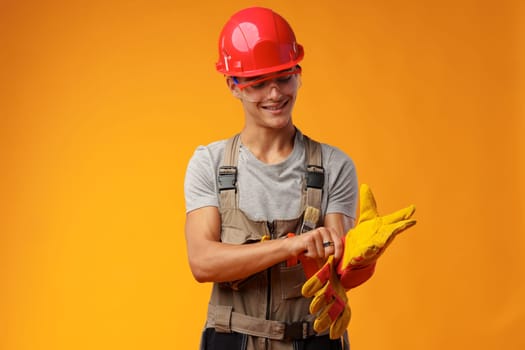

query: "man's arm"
xmin=185 ymin=206 xmax=344 ymax=283
xmin=324 ymin=213 xmax=354 ymax=238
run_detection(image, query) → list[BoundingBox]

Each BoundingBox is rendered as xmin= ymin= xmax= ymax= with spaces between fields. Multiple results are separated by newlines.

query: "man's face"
xmin=228 ymin=67 xmax=301 ymax=130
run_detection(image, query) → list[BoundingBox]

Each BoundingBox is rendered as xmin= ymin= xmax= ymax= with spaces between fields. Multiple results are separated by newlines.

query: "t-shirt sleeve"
xmin=324 ymin=146 xmax=358 ymax=220
xmin=184 ymin=146 xmax=219 ymax=213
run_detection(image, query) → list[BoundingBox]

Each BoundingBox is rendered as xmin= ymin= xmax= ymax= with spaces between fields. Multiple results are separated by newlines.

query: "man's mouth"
xmin=262 ymin=99 xmax=288 ymax=111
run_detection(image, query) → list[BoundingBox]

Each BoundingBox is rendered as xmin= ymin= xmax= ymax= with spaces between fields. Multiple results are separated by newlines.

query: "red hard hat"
xmin=216 ymin=7 xmax=304 ymax=77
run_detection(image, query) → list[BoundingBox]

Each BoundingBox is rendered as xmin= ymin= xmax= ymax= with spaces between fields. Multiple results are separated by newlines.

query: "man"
xmin=185 ymin=7 xmax=357 ymax=350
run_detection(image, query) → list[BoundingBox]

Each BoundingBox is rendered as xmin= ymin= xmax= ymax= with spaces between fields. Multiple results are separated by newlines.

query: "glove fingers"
xmin=330 ymin=306 xmax=352 ymax=340
xmin=350 ymin=219 xmax=417 ymax=264
xmin=381 ymin=219 xmax=417 ymax=241
xmin=309 ymin=284 xmax=331 ymax=314
xmin=302 ymin=277 xmax=324 ymax=298
xmin=382 ymin=204 xmax=416 ymax=225
xmin=309 ymin=270 xmax=349 ymax=339
xmin=355 ymin=219 xmax=415 ymax=258
xmin=313 ymin=299 xmax=344 ymax=334
xmin=313 ymin=311 xmax=331 ymax=334
xmin=302 ymin=257 xmax=333 ymax=297
xmin=392 ymin=218 xmax=417 ymax=234
xmin=358 ymin=184 xmax=378 ymax=223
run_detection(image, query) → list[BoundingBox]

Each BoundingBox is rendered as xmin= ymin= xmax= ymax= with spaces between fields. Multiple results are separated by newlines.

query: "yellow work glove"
xmin=301 ymin=183 xmax=417 ymax=339
xmin=302 ymin=256 xmax=351 ymax=340
xmin=337 ymin=184 xmax=417 ymax=289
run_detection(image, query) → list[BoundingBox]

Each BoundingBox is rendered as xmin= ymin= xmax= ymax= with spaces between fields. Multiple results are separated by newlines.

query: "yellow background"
xmin=1 ymin=0 xmax=524 ymax=349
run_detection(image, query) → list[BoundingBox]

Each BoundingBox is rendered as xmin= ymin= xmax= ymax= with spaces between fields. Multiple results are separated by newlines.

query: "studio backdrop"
xmin=1 ymin=1 xmax=523 ymax=349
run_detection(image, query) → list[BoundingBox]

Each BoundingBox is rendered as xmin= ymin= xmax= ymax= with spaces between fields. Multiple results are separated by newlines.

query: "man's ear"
xmin=226 ymin=77 xmax=242 ymax=99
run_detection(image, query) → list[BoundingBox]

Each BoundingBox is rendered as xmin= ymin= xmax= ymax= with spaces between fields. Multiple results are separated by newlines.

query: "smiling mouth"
xmin=262 ymin=99 xmax=289 ymax=111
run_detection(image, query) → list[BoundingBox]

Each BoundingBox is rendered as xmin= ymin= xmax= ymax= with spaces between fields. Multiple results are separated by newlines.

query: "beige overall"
xmin=202 ymin=134 xmax=343 ymax=350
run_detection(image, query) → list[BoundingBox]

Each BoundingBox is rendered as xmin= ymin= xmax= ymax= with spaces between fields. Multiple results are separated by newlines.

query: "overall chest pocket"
xmin=220 ymin=208 xmax=269 ymax=244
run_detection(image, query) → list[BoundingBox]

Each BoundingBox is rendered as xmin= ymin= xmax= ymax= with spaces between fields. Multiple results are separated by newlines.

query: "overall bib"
xmin=200 ymin=134 xmax=344 ymax=350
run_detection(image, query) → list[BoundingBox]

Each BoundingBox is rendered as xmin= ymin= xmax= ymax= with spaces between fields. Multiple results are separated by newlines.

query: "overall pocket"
xmin=280 ymin=263 xmax=307 ymax=300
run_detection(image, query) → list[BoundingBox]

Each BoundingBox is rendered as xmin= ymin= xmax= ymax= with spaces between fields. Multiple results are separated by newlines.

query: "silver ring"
xmin=323 ymin=241 xmax=334 ymax=248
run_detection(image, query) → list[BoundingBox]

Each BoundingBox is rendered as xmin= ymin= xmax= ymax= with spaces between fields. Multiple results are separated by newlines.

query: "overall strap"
xmin=218 ymin=133 xmax=324 ymax=214
xmin=303 ymin=135 xmax=324 ymax=221
xmin=218 ymin=134 xmax=241 ymax=209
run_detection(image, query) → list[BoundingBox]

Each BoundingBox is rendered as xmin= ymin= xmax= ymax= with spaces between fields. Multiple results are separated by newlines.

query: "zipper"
xmin=265 ymin=221 xmax=275 ymax=350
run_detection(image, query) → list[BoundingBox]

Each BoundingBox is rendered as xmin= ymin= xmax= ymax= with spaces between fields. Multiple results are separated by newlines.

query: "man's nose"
xmin=267 ymin=82 xmax=282 ymax=99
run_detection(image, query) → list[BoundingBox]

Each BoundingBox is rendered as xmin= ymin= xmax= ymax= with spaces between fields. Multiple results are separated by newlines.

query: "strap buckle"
xmin=306 ymin=165 xmax=325 ymax=189
xmin=218 ymin=166 xmax=237 ymax=191
xmin=283 ymin=321 xmax=312 ymax=341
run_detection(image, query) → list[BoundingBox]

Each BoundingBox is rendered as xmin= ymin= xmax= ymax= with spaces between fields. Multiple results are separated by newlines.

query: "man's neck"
xmin=240 ymin=125 xmax=296 ymax=164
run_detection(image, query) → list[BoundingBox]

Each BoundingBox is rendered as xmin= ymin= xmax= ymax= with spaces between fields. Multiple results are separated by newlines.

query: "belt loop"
xmin=214 ymin=305 xmax=233 ymax=333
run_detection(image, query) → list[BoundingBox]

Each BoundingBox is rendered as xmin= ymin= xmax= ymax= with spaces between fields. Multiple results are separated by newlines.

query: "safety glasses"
xmin=232 ymin=66 xmax=302 ymax=90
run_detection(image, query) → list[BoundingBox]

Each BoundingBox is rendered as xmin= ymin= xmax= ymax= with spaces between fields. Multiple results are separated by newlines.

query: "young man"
xmin=184 ymin=7 xmax=357 ymax=350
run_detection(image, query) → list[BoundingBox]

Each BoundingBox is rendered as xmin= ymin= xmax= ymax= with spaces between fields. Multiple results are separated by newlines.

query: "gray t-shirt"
xmin=184 ymin=130 xmax=358 ymax=222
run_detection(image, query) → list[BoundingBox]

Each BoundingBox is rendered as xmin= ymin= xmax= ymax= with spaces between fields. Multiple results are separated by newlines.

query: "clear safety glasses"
xmin=232 ymin=66 xmax=302 ymax=103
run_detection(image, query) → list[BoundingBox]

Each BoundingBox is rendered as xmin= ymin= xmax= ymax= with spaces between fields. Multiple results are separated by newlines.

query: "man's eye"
xmin=250 ymin=81 xmax=267 ymax=89
xmin=277 ymin=75 xmax=293 ymax=83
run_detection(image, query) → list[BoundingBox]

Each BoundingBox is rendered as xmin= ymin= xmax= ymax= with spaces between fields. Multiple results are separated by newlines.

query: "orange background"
xmin=1 ymin=0 xmax=524 ymax=349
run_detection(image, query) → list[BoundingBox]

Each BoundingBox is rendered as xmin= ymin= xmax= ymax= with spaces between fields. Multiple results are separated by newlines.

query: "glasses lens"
xmin=234 ymin=67 xmax=301 ymax=102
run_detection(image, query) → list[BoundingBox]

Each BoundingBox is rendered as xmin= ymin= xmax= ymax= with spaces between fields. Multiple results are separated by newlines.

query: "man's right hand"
xmin=287 ymin=226 xmax=343 ymax=260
